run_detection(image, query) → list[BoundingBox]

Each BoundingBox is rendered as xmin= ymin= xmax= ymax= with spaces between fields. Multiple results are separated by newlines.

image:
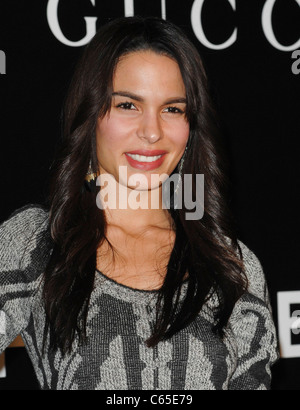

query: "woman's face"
xmin=96 ymin=50 xmax=190 ymax=190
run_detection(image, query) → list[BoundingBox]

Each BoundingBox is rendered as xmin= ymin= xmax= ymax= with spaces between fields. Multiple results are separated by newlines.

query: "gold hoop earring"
xmin=85 ymin=160 xmax=99 ymax=192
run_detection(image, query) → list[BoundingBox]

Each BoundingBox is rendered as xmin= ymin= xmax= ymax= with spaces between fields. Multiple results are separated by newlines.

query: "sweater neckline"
xmin=94 ymin=268 xmax=189 ymax=306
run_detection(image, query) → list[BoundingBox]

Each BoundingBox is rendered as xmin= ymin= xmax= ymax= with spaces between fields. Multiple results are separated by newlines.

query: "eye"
xmin=116 ymin=102 xmax=136 ymax=110
xmin=163 ymin=106 xmax=185 ymax=114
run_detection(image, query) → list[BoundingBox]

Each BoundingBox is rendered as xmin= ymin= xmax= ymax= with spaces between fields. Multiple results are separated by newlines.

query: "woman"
xmin=0 ymin=16 xmax=278 ymax=390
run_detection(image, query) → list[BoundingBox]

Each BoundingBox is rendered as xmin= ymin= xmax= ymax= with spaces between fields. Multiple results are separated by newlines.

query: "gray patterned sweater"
xmin=0 ymin=206 xmax=278 ymax=390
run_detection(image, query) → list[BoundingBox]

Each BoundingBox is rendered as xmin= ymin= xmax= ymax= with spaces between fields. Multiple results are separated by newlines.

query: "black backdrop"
xmin=0 ymin=0 xmax=300 ymax=390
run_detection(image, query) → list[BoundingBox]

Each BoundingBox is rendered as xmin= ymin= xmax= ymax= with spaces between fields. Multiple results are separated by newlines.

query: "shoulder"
xmin=237 ymin=240 xmax=269 ymax=304
xmin=228 ymin=241 xmax=279 ymax=382
xmin=1 ymin=203 xmax=49 ymax=232
xmin=0 ymin=206 xmax=51 ymax=348
xmin=0 ymin=204 xmax=51 ymax=271
xmin=1 ymin=204 xmax=49 ymax=239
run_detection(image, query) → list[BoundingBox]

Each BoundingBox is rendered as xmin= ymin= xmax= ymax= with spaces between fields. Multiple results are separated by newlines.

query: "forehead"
xmin=113 ymin=50 xmax=186 ymax=96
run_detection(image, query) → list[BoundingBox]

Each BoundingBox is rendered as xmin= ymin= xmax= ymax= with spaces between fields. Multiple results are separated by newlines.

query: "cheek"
xmin=168 ymin=120 xmax=190 ymax=148
xmin=96 ymin=116 xmax=133 ymax=150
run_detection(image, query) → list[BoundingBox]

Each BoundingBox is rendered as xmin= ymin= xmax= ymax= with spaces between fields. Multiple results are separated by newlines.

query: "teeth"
xmin=127 ymin=154 xmax=162 ymax=162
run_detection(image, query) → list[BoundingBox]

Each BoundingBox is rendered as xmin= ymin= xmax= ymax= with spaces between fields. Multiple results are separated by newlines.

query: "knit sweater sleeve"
xmin=228 ymin=242 xmax=279 ymax=390
xmin=0 ymin=205 xmax=50 ymax=353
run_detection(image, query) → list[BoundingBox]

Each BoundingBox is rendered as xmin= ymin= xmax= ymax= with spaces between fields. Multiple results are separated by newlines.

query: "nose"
xmin=136 ymin=110 xmax=163 ymax=144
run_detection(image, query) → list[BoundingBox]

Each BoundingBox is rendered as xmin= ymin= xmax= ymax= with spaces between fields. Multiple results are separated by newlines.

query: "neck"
xmin=97 ymin=175 xmax=174 ymax=232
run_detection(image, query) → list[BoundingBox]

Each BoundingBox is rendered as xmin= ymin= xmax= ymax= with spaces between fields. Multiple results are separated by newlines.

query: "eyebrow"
xmin=112 ymin=91 xmax=187 ymax=105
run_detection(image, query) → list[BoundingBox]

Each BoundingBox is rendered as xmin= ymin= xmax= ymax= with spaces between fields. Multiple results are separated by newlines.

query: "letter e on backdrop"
xmin=277 ymin=291 xmax=300 ymax=358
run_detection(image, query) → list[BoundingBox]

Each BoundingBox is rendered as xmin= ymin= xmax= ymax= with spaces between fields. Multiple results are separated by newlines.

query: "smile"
xmin=126 ymin=153 xmax=162 ymax=163
xmin=125 ymin=150 xmax=167 ymax=171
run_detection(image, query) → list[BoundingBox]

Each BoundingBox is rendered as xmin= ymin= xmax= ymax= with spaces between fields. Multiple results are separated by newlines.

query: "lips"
xmin=125 ymin=150 xmax=167 ymax=170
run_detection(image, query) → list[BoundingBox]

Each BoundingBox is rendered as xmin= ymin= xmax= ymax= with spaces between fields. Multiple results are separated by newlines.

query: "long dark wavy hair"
xmin=43 ymin=16 xmax=248 ymax=354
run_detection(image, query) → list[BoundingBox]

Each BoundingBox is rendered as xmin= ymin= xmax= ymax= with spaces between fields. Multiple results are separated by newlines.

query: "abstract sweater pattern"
xmin=0 ymin=206 xmax=278 ymax=390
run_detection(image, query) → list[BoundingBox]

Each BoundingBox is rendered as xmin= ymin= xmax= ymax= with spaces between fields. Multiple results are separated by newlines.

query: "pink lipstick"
xmin=125 ymin=150 xmax=167 ymax=171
